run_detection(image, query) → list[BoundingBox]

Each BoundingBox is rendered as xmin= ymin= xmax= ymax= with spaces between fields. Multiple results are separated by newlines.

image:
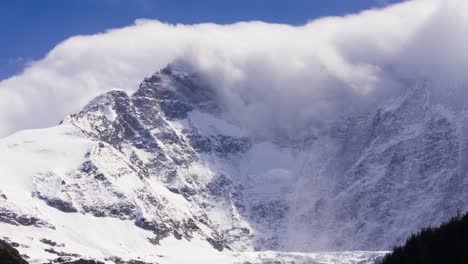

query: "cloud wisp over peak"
xmin=0 ymin=0 xmax=466 ymax=139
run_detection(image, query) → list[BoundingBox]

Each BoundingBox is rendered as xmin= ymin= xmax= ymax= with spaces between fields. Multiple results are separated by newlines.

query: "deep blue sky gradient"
xmin=0 ymin=0 xmax=397 ymax=79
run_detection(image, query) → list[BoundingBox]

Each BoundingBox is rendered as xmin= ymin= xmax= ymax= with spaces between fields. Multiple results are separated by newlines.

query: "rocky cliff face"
xmin=284 ymin=85 xmax=468 ymax=250
xmin=0 ymin=65 xmax=465 ymax=263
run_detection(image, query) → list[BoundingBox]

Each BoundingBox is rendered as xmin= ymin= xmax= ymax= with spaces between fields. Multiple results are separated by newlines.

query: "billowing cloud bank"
xmin=0 ymin=0 xmax=467 ymax=139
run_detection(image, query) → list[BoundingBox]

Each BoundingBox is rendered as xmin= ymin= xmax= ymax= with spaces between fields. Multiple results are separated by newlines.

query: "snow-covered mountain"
xmin=0 ymin=65 xmax=466 ymax=263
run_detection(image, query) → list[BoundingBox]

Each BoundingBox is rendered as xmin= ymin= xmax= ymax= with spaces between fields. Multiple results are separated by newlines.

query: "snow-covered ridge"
xmin=0 ymin=66 xmax=466 ymax=263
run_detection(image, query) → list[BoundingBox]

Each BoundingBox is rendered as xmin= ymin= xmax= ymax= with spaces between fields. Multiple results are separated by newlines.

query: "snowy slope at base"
xmin=1 ymin=219 xmax=385 ymax=264
xmin=0 ymin=118 xmax=385 ymax=263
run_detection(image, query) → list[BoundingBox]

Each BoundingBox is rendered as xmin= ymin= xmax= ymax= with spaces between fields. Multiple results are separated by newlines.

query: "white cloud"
xmin=0 ymin=0 xmax=466 ymax=139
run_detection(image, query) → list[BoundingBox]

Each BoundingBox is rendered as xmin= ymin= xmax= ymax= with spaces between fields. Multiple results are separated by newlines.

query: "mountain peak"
xmin=1 ymin=65 xmax=467 ymax=263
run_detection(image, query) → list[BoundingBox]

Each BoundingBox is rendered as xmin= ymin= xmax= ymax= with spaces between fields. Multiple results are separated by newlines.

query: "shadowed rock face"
xmin=0 ymin=240 xmax=28 ymax=264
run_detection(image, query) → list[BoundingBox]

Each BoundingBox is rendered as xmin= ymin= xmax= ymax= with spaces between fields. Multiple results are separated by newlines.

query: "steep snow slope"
xmin=0 ymin=66 xmax=466 ymax=262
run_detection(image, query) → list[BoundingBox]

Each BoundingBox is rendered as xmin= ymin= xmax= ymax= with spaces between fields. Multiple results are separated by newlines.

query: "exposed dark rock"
xmin=0 ymin=206 xmax=53 ymax=229
xmin=158 ymin=97 xmax=193 ymax=120
xmin=35 ymin=195 xmax=78 ymax=213
xmin=52 ymin=258 xmax=105 ymax=264
xmin=80 ymin=161 xmax=99 ymax=175
xmin=40 ymin=239 xmax=64 ymax=247
xmin=213 ymin=135 xmax=250 ymax=156
xmin=81 ymin=202 xmax=136 ymax=220
xmin=206 ymin=237 xmax=225 ymax=252
xmin=185 ymin=133 xmax=250 ymax=156
xmin=206 ymin=231 xmax=230 ymax=252
xmin=206 ymin=174 xmax=233 ymax=197
xmin=185 ymin=133 xmax=213 ymax=153
xmin=106 ymin=256 xmax=155 ymax=264
xmin=9 ymin=242 xmax=20 ymax=248
xmin=251 ymin=201 xmax=289 ymax=226
xmin=184 ymin=218 xmax=200 ymax=232
xmin=44 ymin=247 xmax=80 ymax=258
xmin=147 ymin=237 xmax=161 ymax=246
xmin=135 ymin=218 xmax=171 ymax=243
xmin=168 ymin=186 xmax=197 ymax=199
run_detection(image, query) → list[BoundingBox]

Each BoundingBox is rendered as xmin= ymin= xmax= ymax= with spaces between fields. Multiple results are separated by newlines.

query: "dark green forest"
xmin=0 ymin=240 xmax=27 ymax=264
xmin=382 ymin=212 xmax=468 ymax=264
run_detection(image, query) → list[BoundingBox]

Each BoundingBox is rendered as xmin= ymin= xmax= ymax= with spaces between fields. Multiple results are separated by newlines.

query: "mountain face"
xmin=0 ymin=65 xmax=466 ymax=263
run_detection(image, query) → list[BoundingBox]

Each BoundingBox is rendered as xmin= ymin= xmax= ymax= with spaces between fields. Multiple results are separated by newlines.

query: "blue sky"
xmin=0 ymin=0 xmax=397 ymax=80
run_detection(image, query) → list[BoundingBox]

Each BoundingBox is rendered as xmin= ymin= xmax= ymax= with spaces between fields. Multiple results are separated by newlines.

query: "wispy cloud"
xmin=374 ymin=0 xmax=408 ymax=7
xmin=0 ymin=0 xmax=466 ymax=139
